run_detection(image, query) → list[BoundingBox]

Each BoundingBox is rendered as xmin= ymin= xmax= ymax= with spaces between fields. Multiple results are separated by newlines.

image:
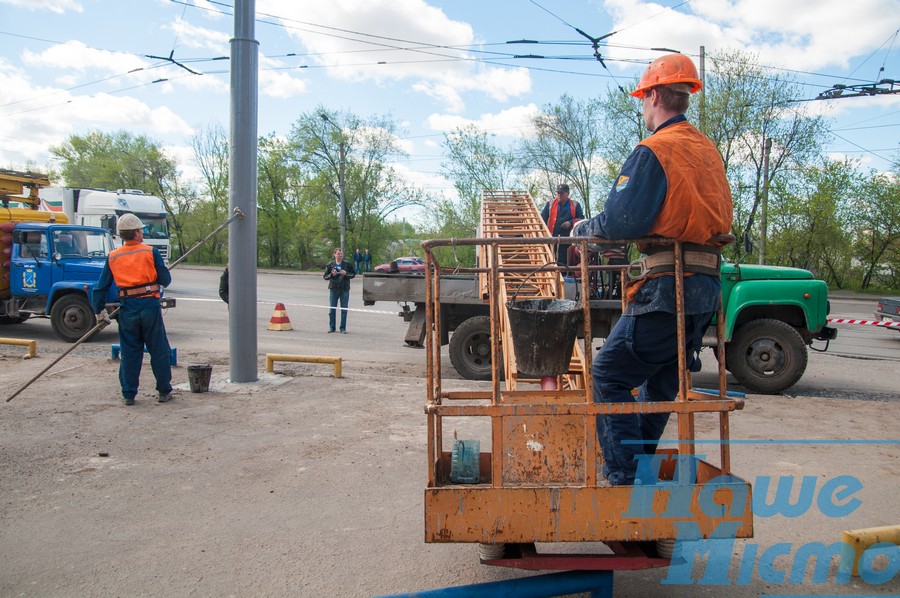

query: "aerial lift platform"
xmin=421 ymin=191 xmax=752 ymax=577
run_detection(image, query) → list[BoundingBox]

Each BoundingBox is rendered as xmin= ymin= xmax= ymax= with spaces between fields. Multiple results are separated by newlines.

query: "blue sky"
xmin=1 ymin=0 xmax=898 ymax=218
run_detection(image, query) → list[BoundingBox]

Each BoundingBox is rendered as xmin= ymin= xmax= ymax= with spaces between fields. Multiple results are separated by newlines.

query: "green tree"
xmin=189 ymin=123 xmax=230 ymax=263
xmin=701 ymin=50 xmax=830 ymax=263
xmin=766 ymin=159 xmax=856 ymax=286
xmin=49 ymin=129 xmax=194 ymax=255
xmin=520 ymin=94 xmax=607 ymax=216
xmin=848 ymin=166 xmax=900 ymax=289
xmin=288 ymin=107 xmax=420 ymax=260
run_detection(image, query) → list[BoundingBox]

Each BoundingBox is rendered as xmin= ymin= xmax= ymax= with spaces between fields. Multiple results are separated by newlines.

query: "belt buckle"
xmin=626 ymin=257 xmax=649 ymax=281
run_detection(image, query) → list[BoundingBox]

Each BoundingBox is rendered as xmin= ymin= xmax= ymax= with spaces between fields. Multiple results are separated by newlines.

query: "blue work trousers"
xmin=329 ymin=287 xmax=349 ymax=332
xmin=117 ymin=299 xmax=172 ymax=400
xmin=592 ymin=310 xmax=713 ymax=485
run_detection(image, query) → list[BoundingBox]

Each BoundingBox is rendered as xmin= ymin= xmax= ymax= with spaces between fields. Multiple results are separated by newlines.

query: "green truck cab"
xmin=720 ymin=261 xmax=836 ymax=394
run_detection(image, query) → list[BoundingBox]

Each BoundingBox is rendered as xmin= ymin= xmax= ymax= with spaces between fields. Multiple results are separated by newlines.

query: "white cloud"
xmin=427 ymin=104 xmax=541 ymax=138
xmin=0 ymin=0 xmax=82 ymax=13
xmin=163 ymin=17 xmax=230 ymax=53
xmin=601 ymin=0 xmax=900 ymax=73
xmin=0 ymin=59 xmax=193 ymax=169
xmin=23 ymin=41 xmax=147 ymax=78
xmin=257 ymin=0 xmax=532 ymax=110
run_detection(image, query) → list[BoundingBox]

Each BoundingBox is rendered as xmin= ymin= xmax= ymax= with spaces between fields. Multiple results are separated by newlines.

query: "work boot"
xmin=123 ymin=397 xmax=135 ymax=406
xmin=158 ymin=391 xmax=174 ymax=403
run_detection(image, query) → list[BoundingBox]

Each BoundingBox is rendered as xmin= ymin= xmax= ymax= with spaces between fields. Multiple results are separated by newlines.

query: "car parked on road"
xmin=373 ymin=256 xmax=426 ymax=273
xmin=875 ymin=297 xmax=900 ymax=332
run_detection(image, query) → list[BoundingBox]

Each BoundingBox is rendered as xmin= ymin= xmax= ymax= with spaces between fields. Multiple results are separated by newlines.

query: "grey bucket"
xmin=506 ymin=299 xmax=583 ymax=377
xmin=187 ymin=364 xmax=213 ymax=393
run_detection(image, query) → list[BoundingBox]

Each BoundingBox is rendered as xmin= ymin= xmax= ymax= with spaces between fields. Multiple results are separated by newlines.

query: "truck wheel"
xmin=51 ymin=294 xmax=97 ymax=343
xmin=0 ymin=315 xmax=28 ymax=325
xmin=725 ymin=318 xmax=807 ymax=394
xmin=450 ymin=316 xmax=499 ymax=381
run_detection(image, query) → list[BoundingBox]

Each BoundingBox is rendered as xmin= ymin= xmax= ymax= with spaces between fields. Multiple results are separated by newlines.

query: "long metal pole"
xmin=229 ymin=0 xmax=259 ymax=383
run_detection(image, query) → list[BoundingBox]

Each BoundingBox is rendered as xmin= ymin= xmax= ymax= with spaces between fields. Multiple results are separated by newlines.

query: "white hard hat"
xmin=117 ymin=213 xmax=144 ymax=232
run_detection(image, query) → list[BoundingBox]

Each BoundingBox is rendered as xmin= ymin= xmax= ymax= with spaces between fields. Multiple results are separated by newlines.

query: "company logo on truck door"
xmin=22 ymin=267 xmax=37 ymax=289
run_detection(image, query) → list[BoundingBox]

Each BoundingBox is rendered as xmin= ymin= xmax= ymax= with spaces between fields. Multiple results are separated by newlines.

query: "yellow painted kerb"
xmin=265 ymin=353 xmax=342 ymax=378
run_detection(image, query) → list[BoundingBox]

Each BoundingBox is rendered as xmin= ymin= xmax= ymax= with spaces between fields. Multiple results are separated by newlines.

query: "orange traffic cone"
xmin=267 ymin=303 xmax=293 ymax=331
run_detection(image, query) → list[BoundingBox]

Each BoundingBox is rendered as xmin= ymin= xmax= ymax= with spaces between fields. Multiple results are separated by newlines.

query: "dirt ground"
xmin=1 ymin=342 xmax=899 ymax=596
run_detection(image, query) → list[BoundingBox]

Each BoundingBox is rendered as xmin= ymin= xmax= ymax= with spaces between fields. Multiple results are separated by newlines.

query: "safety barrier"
xmin=265 ymin=353 xmax=342 ymax=378
xmin=828 ymin=317 xmax=900 ymax=329
xmin=0 ymin=337 xmax=37 ymax=359
xmin=840 ymin=524 xmax=900 ymax=577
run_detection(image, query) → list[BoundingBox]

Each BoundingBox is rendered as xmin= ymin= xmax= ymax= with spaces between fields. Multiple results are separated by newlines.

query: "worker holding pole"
xmin=92 ymin=213 xmax=174 ymax=406
xmin=572 ymin=54 xmax=733 ymax=486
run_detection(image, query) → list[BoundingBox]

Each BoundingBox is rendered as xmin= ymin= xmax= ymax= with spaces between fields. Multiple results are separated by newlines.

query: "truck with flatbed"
xmin=363 ymin=258 xmax=838 ymax=394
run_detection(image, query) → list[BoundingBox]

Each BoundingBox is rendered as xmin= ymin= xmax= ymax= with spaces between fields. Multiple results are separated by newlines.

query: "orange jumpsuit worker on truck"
xmin=92 ymin=213 xmax=174 ymax=406
xmin=572 ymin=54 xmax=733 ymax=486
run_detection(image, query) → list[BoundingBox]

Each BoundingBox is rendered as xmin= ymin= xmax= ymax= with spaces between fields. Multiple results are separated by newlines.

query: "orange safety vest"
xmin=108 ymin=241 xmax=161 ymax=298
xmin=547 ymin=198 xmax=579 ymax=235
xmin=626 ymin=120 xmax=733 ymax=302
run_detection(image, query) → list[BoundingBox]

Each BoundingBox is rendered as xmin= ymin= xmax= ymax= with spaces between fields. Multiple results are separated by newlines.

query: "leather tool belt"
xmin=627 ymin=244 xmax=722 ymax=281
xmin=118 ymin=283 xmax=160 ymax=299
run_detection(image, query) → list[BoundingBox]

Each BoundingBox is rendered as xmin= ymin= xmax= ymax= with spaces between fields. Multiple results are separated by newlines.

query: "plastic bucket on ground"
xmin=187 ymin=364 xmax=213 ymax=393
xmin=506 ymin=299 xmax=583 ymax=377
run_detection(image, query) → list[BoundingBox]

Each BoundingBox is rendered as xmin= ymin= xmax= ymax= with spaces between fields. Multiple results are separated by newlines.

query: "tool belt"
xmin=118 ymin=283 xmax=160 ymax=299
xmin=627 ymin=243 xmax=722 ymax=281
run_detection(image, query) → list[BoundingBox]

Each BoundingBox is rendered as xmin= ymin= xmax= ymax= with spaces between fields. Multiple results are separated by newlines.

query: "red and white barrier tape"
xmin=827 ymin=317 xmax=900 ymax=329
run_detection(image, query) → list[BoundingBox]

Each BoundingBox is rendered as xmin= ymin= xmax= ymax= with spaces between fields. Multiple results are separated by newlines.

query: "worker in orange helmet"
xmin=572 ymin=53 xmax=733 ymax=486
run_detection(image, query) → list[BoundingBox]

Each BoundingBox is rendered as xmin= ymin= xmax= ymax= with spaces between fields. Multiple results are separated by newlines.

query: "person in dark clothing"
xmin=572 ymin=53 xmax=733 ymax=486
xmin=353 ymin=248 xmax=363 ymax=274
xmin=219 ymin=267 xmax=229 ymax=304
xmin=91 ymin=213 xmax=174 ymax=406
xmin=541 ymin=183 xmax=584 ymax=266
xmin=323 ymin=247 xmax=356 ymax=333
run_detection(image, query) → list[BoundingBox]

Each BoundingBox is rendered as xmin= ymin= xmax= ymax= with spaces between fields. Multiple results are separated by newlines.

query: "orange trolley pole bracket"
xmin=489 ymin=242 xmax=503 ymax=489
xmin=423 ymin=246 xmax=436 ymax=487
xmin=579 ymin=238 xmax=597 ymax=486
xmin=716 ymin=292 xmax=731 ymax=474
xmin=673 ymin=240 xmax=697 ymax=481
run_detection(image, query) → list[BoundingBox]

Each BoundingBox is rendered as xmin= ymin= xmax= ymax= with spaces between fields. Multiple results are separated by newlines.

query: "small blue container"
xmin=450 ymin=439 xmax=480 ymax=484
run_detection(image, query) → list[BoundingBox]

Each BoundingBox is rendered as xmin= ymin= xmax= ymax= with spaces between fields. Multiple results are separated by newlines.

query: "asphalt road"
xmin=6 ymin=268 xmax=896 ymax=400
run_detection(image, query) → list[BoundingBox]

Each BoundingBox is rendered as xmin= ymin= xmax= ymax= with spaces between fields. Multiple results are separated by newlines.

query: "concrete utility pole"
xmin=759 ymin=137 xmax=772 ymax=266
xmin=228 ymin=0 xmax=259 ymax=382
xmin=320 ymin=113 xmax=347 ymax=255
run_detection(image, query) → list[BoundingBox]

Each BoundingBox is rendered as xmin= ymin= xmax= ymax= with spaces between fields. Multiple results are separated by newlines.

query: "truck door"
xmin=11 ymin=230 xmax=52 ymax=297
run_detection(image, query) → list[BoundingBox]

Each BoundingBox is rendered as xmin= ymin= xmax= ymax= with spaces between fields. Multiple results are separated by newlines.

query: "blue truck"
xmin=1 ymin=214 xmax=118 ymax=342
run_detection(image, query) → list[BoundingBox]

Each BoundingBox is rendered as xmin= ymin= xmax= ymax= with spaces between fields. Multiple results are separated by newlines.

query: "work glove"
xmin=570 ymin=219 xmax=590 ymax=237
xmin=96 ymin=311 xmax=112 ymax=328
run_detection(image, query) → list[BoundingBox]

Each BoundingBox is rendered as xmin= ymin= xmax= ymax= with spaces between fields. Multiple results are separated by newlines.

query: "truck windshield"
xmin=52 ymin=229 xmax=113 ymax=259
xmin=140 ymin=215 xmax=169 ymax=240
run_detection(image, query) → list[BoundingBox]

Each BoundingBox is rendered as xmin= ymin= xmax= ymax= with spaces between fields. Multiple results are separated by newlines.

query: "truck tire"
xmin=51 ymin=294 xmax=97 ymax=343
xmin=725 ymin=318 xmax=807 ymax=394
xmin=449 ymin=316 xmax=499 ymax=381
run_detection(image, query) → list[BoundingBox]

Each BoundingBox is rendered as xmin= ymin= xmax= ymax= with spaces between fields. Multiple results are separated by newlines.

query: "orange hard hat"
xmin=630 ymin=53 xmax=702 ymax=98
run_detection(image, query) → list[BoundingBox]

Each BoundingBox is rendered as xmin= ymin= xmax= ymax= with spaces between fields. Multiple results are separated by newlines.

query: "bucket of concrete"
xmin=187 ymin=364 xmax=213 ymax=393
xmin=506 ymin=299 xmax=582 ymax=377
